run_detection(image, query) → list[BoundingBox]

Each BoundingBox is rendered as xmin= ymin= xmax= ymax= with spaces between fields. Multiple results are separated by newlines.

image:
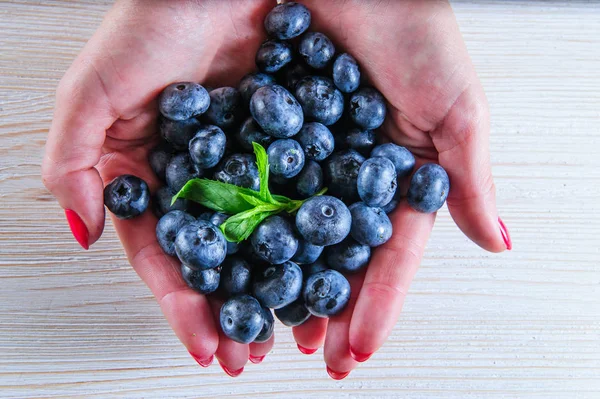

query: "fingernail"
xmin=326 ymin=366 xmax=351 ymax=380
xmin=65 ymin=209 xmax=89 ymax=250
xmin=498 ymin=217 xmax=512 ymax=250
xmin=189 ymin=352 xmax=213 ymax=368
xmin=349 ymin=346 xmax=372 ymax=362
xmin=297 ymin=344 xmax=317 ymax=355
xmin=220 ymin=363 xmax=244 ymax=377
xmin=249 ymin=354 xmax=265 ymax=364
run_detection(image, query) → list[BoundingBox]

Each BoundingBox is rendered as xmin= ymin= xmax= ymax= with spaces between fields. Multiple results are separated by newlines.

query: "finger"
xmin=249 ymin=334 xmax=275 ymax=364
xmin=432 ymin=86 xmax=510 ymax=252
xmin=208 ymin=298 xmax=249 ymax=377
xmin=348 ymin=202 xmax=434 ymax=362
xmin=292 ymin=316 xmax=328 ymax=355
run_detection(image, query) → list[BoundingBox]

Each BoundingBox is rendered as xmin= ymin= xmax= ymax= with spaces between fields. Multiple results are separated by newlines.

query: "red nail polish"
xmin=498 ymin=217 xmax=512 ymax=250
xmin=189 ymin=352 xmax=213 ymax=368
xmin=220 ymin=363 xmax=244 ymax=377
xmin=249 ymin=354 xmax=265 ymax=364
xmin=326 ymin=366 xmax=350 ymax=380
xmin=65 ymin=209 xmax=89 ymax=250
xmin=349 ymin=346 xmax=372 ymax=362
xmin=297 ymin=344 xmax=317 ymax=355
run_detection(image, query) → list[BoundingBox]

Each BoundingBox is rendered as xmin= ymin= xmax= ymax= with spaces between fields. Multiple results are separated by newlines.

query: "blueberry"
xmin=296 ymin=195 xmax=351 ymax=246
xmin=252 ymin=261 xmax=303 ymax=309
xmin=357 ymin=157 xmax=397 ymax=207
xmin=214 ymin=153 xmax=260 ymax=191
xmin=295 ymin=76 xmax=344 ymax=126
xmin=301 ymin=259 xmax=329 ymax=280
xmin=220 ymin=295 xmax=265 ymax=344
xmin=204 ymin=87 xmax=243 ymax=130
xmin=349 ymin=87 xmax=387 ymax=130
xmin=104 ymin=175 xmax=150 ymax=219
xmin=156 ymin=210 xmax=195 ymax=256
xmin=209 ymin=212 xmax=239 ymax=255
xmin=282 ymin=62 xmax=312 ymax=91
xmin=333 ymin=53 xmax=360 ymax=93
xmin=349 ymin=202 xmax=392 ymax=247
xmin=299 ymin=32 xmax=335 ymax=69
xmin=303 ymin=270 xmax=351 ymax=318
xmin=153 ymin=186 xmax=189 ymax=217
xmin=267 ymin=139 xmax=305 ymax=178
xmin=165 ymin=153 xmax=201 ymax=193
xmin=324 ymin=150 xmax=365 ymax=202
xmin=382 ymin=199 xmax=399 ymax=214
xmin=181 ymin=263 xmax=220 ymax=294
xmin=239 ymin=73 xmax=276 ymax=104
xmin=251 ymin=215 xmax=298 ymax=264
xmin=326 ymin=237 xmax=371 ymax=274
xmin=250 ymin=85 xmax=304 ymax=138
xmin=219 ymin=256 xmax=253 ymax=296
xmin=256 ymin=40 xmax=293 ymax=73
xmin=296 ymin=160 xmax=323 ymax=198
xmin=292 ymin=236 xmax=324 ymax=264
xmin=188 ymin=125 xmax=226 ymax=169
xmin=148 ymin=142 xmax=174 ymax=181
xmin=296 ymin=122 xmax=335 ymax=161
xmin=196 ymin=211 xmax=213 ymax=222
xmin=254 ymin=306 xmax=274 ymax=343
xmin=264 ymin=2 xmax=311 ymax=40
xmin=159 ymin=116 xmax=202 ymax=151
xmin=236 ymin=117 xmax=274 ymax=151
xmin=407 ymin=164 xmax=450 ymax=213
xmin=274 ymin=298 xmax=311 ymax=327
xmin=158 ymin=82 xmax=210 ymax=121
xmin=343 ymin=127 xmax=375 ymax=156
xmin=371 ymin=143 xmax=415 ymax=178
xmin=174 ymin=220 xmax=227 ymax=270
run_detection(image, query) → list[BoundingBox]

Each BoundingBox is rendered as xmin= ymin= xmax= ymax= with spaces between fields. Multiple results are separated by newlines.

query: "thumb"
xmin=433 ymin=85 xmax=511 ymax=253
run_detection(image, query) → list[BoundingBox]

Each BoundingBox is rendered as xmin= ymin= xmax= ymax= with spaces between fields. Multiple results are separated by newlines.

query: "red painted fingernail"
xmin=297 ymin=344 xmax=317 ymax=355
xmin=498 ymin=217 xmax=512 ymax=250
xmin=249 ymin=354 xmax=265 ymax=364
xmin=220 ymin=363 xmax=244 ymax=377
xmin=65 ymin=209 xmax=89 ymax=250
xmin=189 ymin=352 xmax=213 ymax=368
xmin=349 ymin=346 xmax=372 ymax=362
xmin=326 ymin=366 xmax=350 ymax=380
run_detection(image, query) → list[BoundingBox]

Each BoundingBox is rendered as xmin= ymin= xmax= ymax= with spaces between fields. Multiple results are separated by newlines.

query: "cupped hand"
xmin=291 ymin=0 xmax=511 ymax=379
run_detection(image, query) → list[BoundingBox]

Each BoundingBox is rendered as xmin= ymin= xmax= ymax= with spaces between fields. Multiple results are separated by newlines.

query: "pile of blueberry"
xmin=103 ymin=2 xmax=450 ymax=345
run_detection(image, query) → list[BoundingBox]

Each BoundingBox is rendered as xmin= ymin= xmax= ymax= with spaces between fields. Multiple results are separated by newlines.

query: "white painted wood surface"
xmin=1 ymin=1 xmax=599 ymax=397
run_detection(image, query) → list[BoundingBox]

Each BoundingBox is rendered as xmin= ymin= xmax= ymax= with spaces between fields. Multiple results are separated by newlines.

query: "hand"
xmin=42 ymin=0 xmax=276 ymax=376
xmin=291 ymin=0 xmax=511 ymax=379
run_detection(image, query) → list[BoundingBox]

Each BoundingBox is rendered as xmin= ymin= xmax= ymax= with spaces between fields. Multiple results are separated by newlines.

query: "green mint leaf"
xmin=220 ymin=204 xmax=280 ymax=242
xmin=272 ymin=194 xmax=291 ymax=203
xmin=172 ymin=178 xmax=261 ymax=214
xmin=252 ymin=142 xmax=276 ymax=204
xmin=239 ymin=193 xmax=270 ymax=207
xmin=282 ymin=187 xmax=328 ymax=213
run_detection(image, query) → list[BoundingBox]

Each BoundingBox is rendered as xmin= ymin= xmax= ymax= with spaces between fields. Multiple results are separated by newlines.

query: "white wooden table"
xmin=1 ymin=1 xmax=599 ymax=398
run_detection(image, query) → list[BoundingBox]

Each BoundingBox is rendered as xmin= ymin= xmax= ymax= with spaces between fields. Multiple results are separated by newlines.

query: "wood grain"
xmin=0 ymin=0 xmax=599 ymax=398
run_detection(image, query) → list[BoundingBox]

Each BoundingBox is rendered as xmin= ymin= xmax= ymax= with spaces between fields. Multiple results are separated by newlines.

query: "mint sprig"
xmin=172 ymin=142 xmax=327 ymax=243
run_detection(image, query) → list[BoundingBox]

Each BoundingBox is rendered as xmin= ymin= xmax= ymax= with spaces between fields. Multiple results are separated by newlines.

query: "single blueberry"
xmin=220 ymin=295 xmax=265 ymax=344
xmin=252 ymin=261 xmax=303 ymax=309
xmin=333 ymin=53 xmax=361 ymax=93
xmin=296 ymin=195 xmax=351 ymax=246
xmin=349 ymin=87 xmax=387 ymax=130
xmin=250 ymin=85 xmax=304 ymax=138
xmin=219 ymin=256 xmax=253 ymax=297
xmin=251 ymin=215 xmax=299 ymax=265
xmin=204 ymin=87 xmax=243 ymax=130
xmin=343 ymin=127 xmax=375 ymax=156
xmin=148 ymin=142 xmax=174 ymax=181
xmin=264 ymin=2 xmax=311 ymax=40
xmin=188 ymin=125 xmax=226 ymax=169
xmin=299 ymin=32 xmax=335 ymax=69
xmin=357 ymin=157 xmax=397 ymax=207
xmin=236 ymin=117 xmax=274 ymax=151
xmin=301 ymin=259 xmax=329 ymax=281
xmin=214 ymin=153 xmax=260 ymax=191
xmin=256 ymin=40 xmax=293 ymax=73
xmin=239 ymin=73 xmax=276 ymax=104
xmin=296 ymin=160 xmax=323 ymax=198
xmin=282 ymin=62 xmax=312 ymax=91
xmin=303 ymin=270 xmax=351 ymax=318
xmin=274 ymin=298 xmax=311 ymax=327
xmin=349 ymin=202 xmax=392 ymax=247
xmin=292 ymin=236 xmax=324 ymax=264
xmin=407 ymin=164 xmax=450 ymax=213
xmin=153 ymin=186 xmax=189 ymax=217
xmin=254 ymin=306 xmax=274 ymax=343
xmin=174 ymin=220 xmax=227 ymax=270
xmin=165 ymin=153 xmax=202 ymax=193
xmin=196 ymin=211 xmax=214 ymax=222
xmin=382 ymin=199 xmax=399 ymax=214
xmin=158 ymin=82 xmax=210 ymax=121
xmin=267 ymin=139 xmax=305 ymax=178
xmin=326 ymin=237 xmax=371 ymax=274
xmin=295 ymin=76 xmax=344 ymax=126
xmin=156 ymin=210 xmax=195 ymax=256
xmin=296 ymin=122 xmax=335 ymax=161
xmin=181 ymin=263 xmax=220 ymax=295
xmin=324 ymin=150 xmax=365 ymax=202
xmin=371 ymin=143 xmax=416 ymax=178
xmin=159 ymin=116 xmax=202 ymax=151
xmin=209 ymin=212 xmax=239 ymax=255
xmin=104 ymin=175 xmax=150 ymax=219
